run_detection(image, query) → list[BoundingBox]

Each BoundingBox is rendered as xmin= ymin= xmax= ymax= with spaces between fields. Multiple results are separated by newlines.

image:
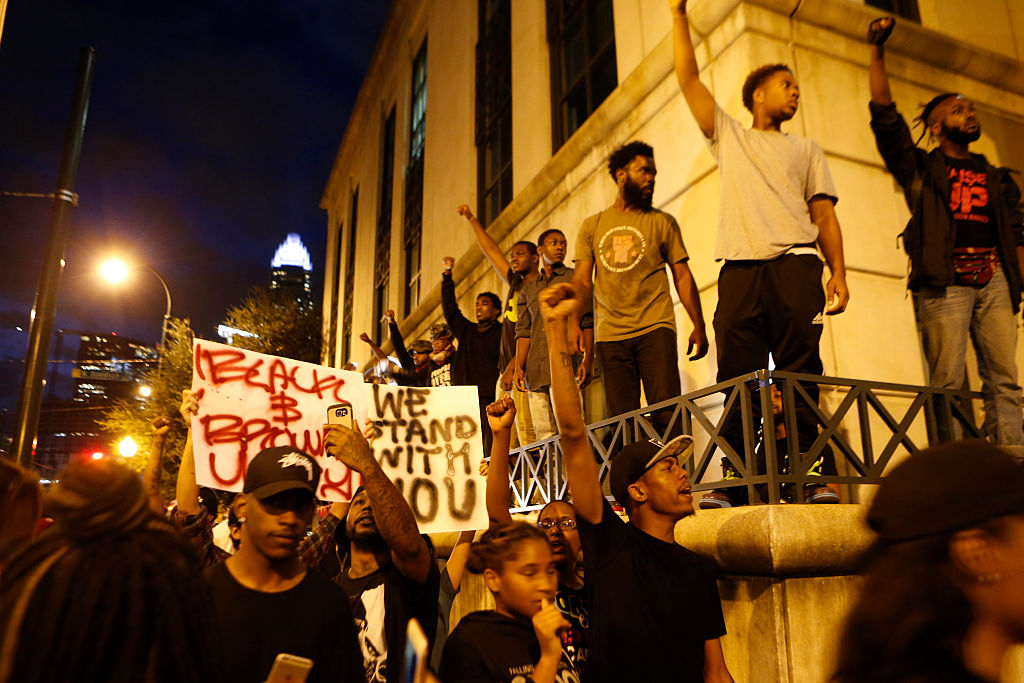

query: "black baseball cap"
xmin=867 ymin=439 xmax=1024 ymax=543
xmin=243 ymin=446 xmax=321 ymax=500
xmin=609 ymin=435 xmax=693 ymax=507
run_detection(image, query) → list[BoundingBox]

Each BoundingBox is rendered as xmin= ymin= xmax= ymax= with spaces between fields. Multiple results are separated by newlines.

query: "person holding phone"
xmin=439 ymin=523 xmax=579 ymax=683
xmin=317 ymin=423 xmax=440 ymax=683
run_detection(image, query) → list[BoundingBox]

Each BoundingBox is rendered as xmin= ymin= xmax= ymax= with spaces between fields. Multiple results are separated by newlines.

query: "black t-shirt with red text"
xmin=946 ymin=155 xmax=997 ymax=248
xmin=554 ymin=583 xmax=588 ymax=670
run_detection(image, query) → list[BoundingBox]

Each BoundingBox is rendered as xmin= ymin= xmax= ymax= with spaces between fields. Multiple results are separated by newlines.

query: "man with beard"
xmin=868 ymin=17 xmax=1024 ymax=452
xmin=304 ymin=424 xmax=440 ymax=683
xmin=668 ymin=0 xmax=848 ymax=505
xmin=570 ymin=141 xmax=707 ymax=428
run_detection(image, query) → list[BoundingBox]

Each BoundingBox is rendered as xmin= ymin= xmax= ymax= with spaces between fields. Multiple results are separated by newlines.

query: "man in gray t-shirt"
xmin=669 ymin=0 xmax=848 ymax=507
xmin=571 ymin=141 xmax=708 ymax=433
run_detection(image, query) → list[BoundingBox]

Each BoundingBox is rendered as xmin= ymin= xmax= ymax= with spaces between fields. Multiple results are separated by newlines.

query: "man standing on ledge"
xmin=867 ymin=17 xmax=1024 ymax=454
xmin=570 ymin=140 xmax=707 ymax=433
xmin=668 ymin=0 xmax=849 ymax=505
xmin=442 ymin=255 xmax=503 ymax=456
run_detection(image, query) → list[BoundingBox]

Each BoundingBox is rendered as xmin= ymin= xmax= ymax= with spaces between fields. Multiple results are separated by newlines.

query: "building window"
xmin=865 ymin=0 xmax=920 ymax=21
xmin=547 ymin=0 xmax=617 ymax=149
xmin=326 ymin=220 xmax=344 ymax=365
xmin=341 ymin=188 xmax=359 ymax=365
xmin=374 ymin=108 xmax=397 ymax=345
xmin=476 ymin=0 xmax=512 ymax=226
xmin=404 ymin=40 xmax=427 ymax=317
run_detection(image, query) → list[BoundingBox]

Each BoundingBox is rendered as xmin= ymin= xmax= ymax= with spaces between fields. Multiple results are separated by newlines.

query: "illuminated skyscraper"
xmin=270 ymin=233 xmax=313 ymax=310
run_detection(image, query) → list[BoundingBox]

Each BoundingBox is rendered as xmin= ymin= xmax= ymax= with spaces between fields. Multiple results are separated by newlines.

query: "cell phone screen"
xmin=327 ymin=402 xmax=353 ymax=429
xmin=402 ymin=619 xmax=428 ymax=683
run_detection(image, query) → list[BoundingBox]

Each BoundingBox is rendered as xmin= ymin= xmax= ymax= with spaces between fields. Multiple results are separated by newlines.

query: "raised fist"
xmin=867 ymin=17 xmax=895 ymax=45
xmin=538 ymin=283 xmax=579 ymax=322
xmin=442 ymin=256 xmax=455 ymax=273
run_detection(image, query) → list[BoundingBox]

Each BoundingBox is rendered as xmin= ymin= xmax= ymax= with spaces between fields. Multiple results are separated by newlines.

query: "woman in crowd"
xmin=0 ymin=457 xmax=221 ymax=683
xmin=484 ymin=396 xmax=589 ymax=667
xmin=439 ymin=522 xmax=577 ymax=683
xmin=833 ymin=440 xmax=1024 ymax=683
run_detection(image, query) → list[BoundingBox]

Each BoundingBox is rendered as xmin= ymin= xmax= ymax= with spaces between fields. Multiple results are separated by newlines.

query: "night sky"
xmin=0 ymin=0 xmax=391 ymax=354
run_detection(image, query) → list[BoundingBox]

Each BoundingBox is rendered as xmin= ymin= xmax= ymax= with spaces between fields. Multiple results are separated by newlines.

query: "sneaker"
xmin=699 ymin=491 xmax=734 ymax=509
xmin=803 ymin=485 xmax=839 ymax=504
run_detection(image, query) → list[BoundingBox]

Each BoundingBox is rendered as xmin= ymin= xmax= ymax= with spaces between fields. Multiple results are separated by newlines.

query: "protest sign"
xmin=191 ymin=339 xmax=366 ymax=501
xmin=368 ymin=383 xmax=488 ymax=534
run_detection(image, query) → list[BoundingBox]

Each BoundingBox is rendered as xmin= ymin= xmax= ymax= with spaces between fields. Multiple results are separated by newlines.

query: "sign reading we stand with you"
xmin=191 ymin=340 xmax=488 ymax=533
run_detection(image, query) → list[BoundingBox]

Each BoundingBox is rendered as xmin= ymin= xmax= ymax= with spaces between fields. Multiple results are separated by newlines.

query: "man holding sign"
xmin=301 ymin=423 xmax=440 ymax=683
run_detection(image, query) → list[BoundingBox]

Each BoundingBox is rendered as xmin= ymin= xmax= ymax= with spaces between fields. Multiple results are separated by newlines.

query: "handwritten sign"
xmin=191 ymin=340 xmax=366 ymax=501
xmin=369 ymin=383 xmax=488 ymax=534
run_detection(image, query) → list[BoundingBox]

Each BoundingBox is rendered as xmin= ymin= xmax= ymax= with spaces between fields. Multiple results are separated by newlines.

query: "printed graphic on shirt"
xmin=597 ymin=226 xmax=647 ymax=273
xmin=948 ymin=165 xmax=989 ymax=224
xmin=507 ymin=659 xmax=581 ymax=683
xmin=431 ymin=364 xmax=451 ymax=387
xmin=352 ymin=583 xmax=388 ymax=683
xmin=503 ymin=291 xmax=519 ymax=323
xmin=555 ymin=590 xmax=589 ymax=667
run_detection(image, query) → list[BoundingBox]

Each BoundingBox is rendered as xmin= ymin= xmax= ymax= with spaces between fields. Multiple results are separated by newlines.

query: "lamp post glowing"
xmin=117 ymin=436 xmax=138 ymax=458
xmin=99 ymin=258 xmax=173 ymax=352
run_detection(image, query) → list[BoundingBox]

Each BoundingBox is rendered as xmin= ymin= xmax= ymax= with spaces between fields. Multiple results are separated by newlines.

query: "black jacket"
xmin=441 ymin=273 xmax=501 ymax=400
xmin=869 ymin=101 xmax=1024 ymax=311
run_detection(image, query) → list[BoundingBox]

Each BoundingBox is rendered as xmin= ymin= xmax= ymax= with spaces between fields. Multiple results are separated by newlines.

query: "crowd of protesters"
xmin=3 ymin=10 xmax=1024 ymax=683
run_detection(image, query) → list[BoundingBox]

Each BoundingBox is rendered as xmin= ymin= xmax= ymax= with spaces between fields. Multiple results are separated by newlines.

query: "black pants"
xmin=714 ymin=254 xmax=825 ymax=460
xmin=597 ymin=326 xmax=681 ymax=435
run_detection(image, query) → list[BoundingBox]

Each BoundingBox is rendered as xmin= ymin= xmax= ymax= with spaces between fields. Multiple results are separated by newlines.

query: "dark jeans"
xmin=714 ymin=254 xmax=826 ymax=464
xmin=597 ymin=326 xmax=681 ymax=435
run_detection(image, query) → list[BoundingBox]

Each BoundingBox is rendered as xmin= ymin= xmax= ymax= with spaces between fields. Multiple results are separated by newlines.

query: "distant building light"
xmin=271 ymin=233 xmax=313 ymax=271
xmin=217 ymin=324 xmax=258 ymax=344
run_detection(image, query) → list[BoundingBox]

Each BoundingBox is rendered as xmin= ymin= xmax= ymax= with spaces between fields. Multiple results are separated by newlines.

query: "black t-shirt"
xmin=204 ymin=562 xmax=364 ymax=683
xmin=439 ymin=611 xmax=581 ymax=683
xmin=500 ymin=267 xmax=526 ymax=372
xmin=945 ymin=155 xmax=997 ymax=248
xmin=338 ymin=557 xmax=441 ymax=683
xmin=554 ymin=583 xmax=588 ymax=670
xmin=576 ymin=500 xmax=726 ymax=683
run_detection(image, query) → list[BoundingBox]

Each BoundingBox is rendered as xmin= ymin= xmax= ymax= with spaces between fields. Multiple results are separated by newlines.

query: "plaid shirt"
xmin=170 ymin=506 xmax=231 ymax=569
xmin=298 ymin=512 xmax=341 ymax=570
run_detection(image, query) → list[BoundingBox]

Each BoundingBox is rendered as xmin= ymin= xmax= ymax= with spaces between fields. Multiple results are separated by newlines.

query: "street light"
xmin=98 ymin=258 xmax=173 ymax=352
xmin=117 ymin=436 xmax=138 ymax=458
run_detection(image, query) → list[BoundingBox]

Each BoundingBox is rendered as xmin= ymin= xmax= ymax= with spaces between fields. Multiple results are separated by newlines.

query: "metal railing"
xmin=506 ymin=370 xmax=982 ymax=512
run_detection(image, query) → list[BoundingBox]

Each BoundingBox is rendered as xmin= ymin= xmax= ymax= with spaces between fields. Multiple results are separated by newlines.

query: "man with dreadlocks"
xmin=868 ymin=17 xmax=1024 ymax=453
xmin=0 ymin=458 xmax=220 ymax=683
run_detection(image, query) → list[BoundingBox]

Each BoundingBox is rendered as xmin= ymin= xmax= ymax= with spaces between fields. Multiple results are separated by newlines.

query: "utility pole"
xmin=10 ymin=47 xmax=96 ymax=467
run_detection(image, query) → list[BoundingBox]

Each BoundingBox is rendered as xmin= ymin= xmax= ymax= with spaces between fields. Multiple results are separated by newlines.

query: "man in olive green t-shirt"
xmin=571 ymin=141 xmax=707 ymax=429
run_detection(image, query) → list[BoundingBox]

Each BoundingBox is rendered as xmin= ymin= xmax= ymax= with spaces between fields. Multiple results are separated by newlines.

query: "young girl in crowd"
xmin=484 ymin=397 xmax=589 ymax=668
xmin=438 ymin=523 xmax=578 ymax=683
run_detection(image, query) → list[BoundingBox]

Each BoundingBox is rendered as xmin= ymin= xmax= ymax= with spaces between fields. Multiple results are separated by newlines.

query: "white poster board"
xmin=367 ymin=383 xmax=488 ymax=534
xmin=191 ymin=340 xmax=489 ymax=533
xmin=191 ymin=340 xmax=366 ymax=501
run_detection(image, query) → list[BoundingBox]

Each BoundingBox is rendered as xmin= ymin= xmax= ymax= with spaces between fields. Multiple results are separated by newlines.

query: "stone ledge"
xmin=675 ymin=503 xmax=874 ymax=575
